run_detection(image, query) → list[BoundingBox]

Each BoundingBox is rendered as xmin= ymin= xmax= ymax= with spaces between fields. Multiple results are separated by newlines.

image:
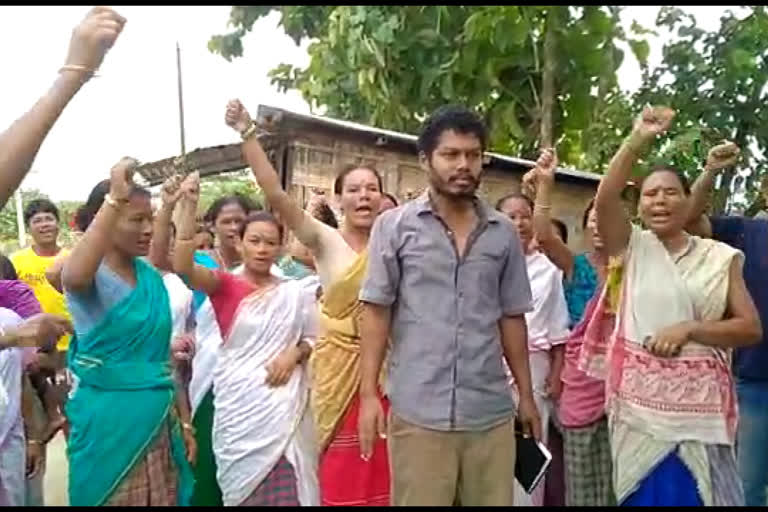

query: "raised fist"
xmin=180 ymin=172 xmax=200 ymax=204
xmin=521 ymin=169 xmax=537 ymax=199
xmin=161 ymin=175 xmax=184 ymax=207
xmin=225 ymin=99 xmax=252 ymax=134
xmin=632 ymin=106 xmax=676 ymax=142
xmin=64 ymin=7 xmax=127 ymax=73
xmin=109 ymin=157 xmax=139 ymax=202
xmin=705 ymin=141 xmax=740 ymax=172
xmin=535 ymin=148 xmax=558 ymax=182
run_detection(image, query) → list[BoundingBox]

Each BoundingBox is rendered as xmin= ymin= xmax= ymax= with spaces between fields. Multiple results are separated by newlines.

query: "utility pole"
xmin=176 ymin=41 xmax=187 ymax=156
xmin=15 ymin=189 xmax=25 ymax=247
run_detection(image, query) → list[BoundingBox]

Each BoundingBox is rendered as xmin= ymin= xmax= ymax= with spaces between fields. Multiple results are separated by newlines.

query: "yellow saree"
xmin=309 ymin=251 xmax=384 ymax=451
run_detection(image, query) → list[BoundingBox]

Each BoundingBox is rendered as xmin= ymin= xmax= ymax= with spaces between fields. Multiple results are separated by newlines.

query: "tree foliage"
xmin=630 ymin=6 xmax=768 ymax=213
xmin=209 ymin=6 xmax=649 ymax=168
xmin=210 ymin=6 xmax=768 ymax=210
xmin=197 ymin=170 xmax=264 ymax=216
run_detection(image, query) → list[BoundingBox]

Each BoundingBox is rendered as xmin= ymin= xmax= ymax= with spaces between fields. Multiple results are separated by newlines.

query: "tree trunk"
xmin=540 ymin=7 xmax=558 ymax=148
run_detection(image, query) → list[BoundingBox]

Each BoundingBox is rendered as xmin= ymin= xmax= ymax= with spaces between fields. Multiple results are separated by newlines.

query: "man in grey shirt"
xmin=358 ymin=105 xmax=541 ymax=506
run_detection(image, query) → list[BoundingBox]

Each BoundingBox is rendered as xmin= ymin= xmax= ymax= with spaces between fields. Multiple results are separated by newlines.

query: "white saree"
xmin=212 ymin=278 xmax=320 ymax=506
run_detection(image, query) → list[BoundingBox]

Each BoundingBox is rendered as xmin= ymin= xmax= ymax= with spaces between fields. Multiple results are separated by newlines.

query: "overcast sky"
xmin=0 ymin=6 xmax=736 ymax=201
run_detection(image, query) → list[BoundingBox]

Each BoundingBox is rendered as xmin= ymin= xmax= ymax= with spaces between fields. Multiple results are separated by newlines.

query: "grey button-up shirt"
xmin=360 ymin=192 xmax=533 ymax=431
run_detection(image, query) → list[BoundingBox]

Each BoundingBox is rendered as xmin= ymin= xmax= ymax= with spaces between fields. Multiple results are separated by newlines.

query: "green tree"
xmin=210 ymin=6 xmax=648 ymax=168
xmin=631 ymin=6 xmax=768 ymax=213
xmin=198 ymin=170 xmax=264 ymax=216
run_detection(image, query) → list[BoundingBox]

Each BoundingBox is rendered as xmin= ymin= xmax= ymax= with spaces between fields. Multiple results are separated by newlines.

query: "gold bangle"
xmin=59 ymin=64 xmax=98 ymax=81
xmin=181 ymin=422 xmax=196 ymax=434
xmin=27 ymin=439 xmax=43 ymax=446
xmin=535 ymin=204 xmax=552 ymax=210
xmin=240 ymin=122 xmax=258 ymax=141
xmin=103 ymin=194 xmax=127 ymax=209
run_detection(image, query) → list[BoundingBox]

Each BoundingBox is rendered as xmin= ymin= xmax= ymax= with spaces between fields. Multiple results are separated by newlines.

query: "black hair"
xmin=383 ymin=193 xmax=399 ymax=207
xmin=74 ymin=179 xmax=151 ymax=232
xmin=24 ymin=198 xmax=59 ymax=227
xmin=495 ymin=193 xmax=534 ymax=212
xmin=582 ymin=198 xmax=595 ymax=229
xmin=313 ymin=202 xmax=339 ymax=229
xmin=551 ymin=218 xmax=568 ymax=244
xmin=204 ymin=194 xmax=260 ymax=224
xmin=333 ymin=164 xmax=383 ymax=195
xmin=417 ymin=105 xmax=488 ymax=158
xmin=0 ymin=253 xmax=18 ymax=280
xmin=238 ymin=210 xmax=284 ymax=241
xmin=640 ymin=165 xmax=691 ymax=195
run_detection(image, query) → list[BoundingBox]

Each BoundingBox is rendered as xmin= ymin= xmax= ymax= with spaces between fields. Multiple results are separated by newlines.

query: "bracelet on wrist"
xmin=104 ymin=193 xmax=128 ymax=209
xmin=181 ymin=422 xmax=196 ymax=435
xmin=240 ymin=122 xmax=259 ymax=141
xmin=27 ymin=439 xmax=43 ymax=446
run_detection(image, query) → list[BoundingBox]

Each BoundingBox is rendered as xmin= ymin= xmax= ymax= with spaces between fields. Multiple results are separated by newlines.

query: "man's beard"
xmin=428 ymin=167 xmax=480 ymax=200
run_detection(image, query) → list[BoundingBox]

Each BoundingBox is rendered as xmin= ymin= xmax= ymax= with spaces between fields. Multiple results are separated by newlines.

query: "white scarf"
xmin=213 ymin=279 xmax=319 ymax=506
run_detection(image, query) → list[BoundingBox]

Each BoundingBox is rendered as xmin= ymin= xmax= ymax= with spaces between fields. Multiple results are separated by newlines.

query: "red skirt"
xmin=319 ymin=393 xmax=391 ymax=506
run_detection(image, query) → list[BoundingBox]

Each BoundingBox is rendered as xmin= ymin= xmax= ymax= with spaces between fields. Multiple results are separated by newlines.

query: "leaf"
xmin=628 ymin=39 xmax=650 ymax=67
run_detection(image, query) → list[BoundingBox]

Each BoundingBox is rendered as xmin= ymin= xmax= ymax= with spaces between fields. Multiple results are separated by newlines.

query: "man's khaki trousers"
xmin=388 ymin=413 xmax=516 ymax=506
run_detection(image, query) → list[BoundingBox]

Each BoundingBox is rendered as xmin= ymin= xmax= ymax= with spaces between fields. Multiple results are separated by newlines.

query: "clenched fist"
xmin=632 ymin=106 xmax=676 ymax=143
xmin=180 ymin=172 xmax=200 ymax=205
xmin=65 ymin=7 xmax=127 ymax=73
xmin=109 ymin=157 xmax=139 ymax=202
xmin=705 ymin=141 xmax=740 ymax=172
xmin=225 ymin=99 xmax=252 ymax=134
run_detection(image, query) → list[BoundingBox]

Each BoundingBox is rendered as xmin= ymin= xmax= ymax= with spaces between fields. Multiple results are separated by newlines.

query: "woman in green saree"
xmin=61 ymin=158 xmax=196 ymax=506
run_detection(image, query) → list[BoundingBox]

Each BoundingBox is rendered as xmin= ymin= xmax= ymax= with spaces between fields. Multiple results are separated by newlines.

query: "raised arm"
xmin=595 ymin=106 xmax=675 ymax=256
xmin=525 ymin=149 xmax=576 ymax=278
xmin=0 ymin=7 xmax=125 ymax=209
xmin=62 ymin=157 xmax=137 ymax=292
xmin=224 ymin=100 xmax=329 ymax=254
xmin=148 ymin=175 xmax=183 ymax=272
xmin=172 ymin=173 xmax=219 ymax=296
xmin=685 ymin=141 xmax=741 ymax=237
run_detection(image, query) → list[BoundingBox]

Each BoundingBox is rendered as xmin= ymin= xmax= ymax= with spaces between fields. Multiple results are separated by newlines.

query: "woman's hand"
xmin=225 ymin=99 xmax=253 ymax=134
xmin=183 ymin=427 xmax=197 ymax=466
xmin=26 ymin=441 xmax=44 ymax=479
xmin=705 ymin=141 xmax=740 ymax=172
xmin=545 ymin=372 xmax=562 ymax=401
xmin=265 ymin=346 xmax=301 ymax=387
xmin=179 ymin=172 xmax=200 ymax=205
xmin=109 ymin=157 xmax=139 ymax=202
xmin=646 ymin=322 xmax=694 ymax=358
xmin=160 ymin=175 xmax=184 ymax=208
xmin=171 ymin=334 xmax=196 ymax=363
xmin=631 ymin=106 xmax=675 ymax=145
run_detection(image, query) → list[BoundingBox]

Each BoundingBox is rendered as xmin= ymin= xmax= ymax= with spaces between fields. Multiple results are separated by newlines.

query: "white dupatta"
xmin=213 ymin=278 xmax=319 ymax=506
xmin=606 ymin=225 xmax=740 ymax=503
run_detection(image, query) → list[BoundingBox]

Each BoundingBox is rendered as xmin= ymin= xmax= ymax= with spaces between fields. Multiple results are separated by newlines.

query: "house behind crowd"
xmin=136 ymin=105 xmax=601 ymax=250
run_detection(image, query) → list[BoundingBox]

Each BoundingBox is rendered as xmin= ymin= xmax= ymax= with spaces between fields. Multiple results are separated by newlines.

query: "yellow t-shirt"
xmin=11 ymin=247 xmax=72 ymax=351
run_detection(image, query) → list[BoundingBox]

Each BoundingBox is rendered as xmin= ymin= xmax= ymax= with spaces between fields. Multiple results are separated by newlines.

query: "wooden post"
xmin=176 ymin=42 xmax=186 ymax=156
xmin=15 ymin=189 xmax=25 ymax=248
